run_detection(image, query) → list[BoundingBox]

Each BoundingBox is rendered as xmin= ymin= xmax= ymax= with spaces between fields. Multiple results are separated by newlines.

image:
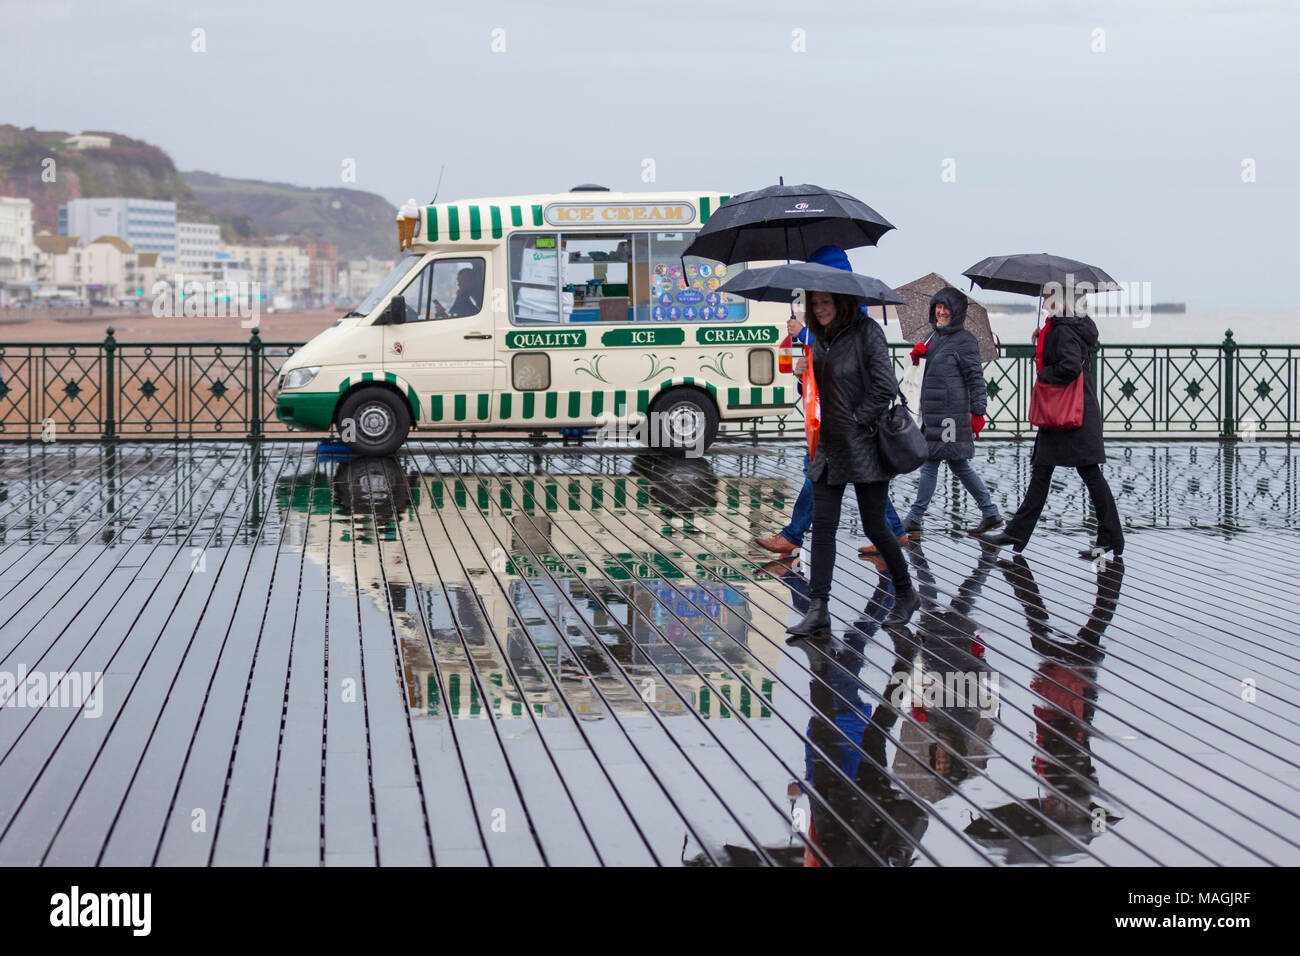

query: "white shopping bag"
xmin=899 ymin=336 xmax=929 ymax=426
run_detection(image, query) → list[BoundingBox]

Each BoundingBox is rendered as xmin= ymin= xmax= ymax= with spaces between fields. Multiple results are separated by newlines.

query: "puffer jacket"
xmin=1031 ymin=313 xmax=1105 ymax=467
xmin=917 ymin=287 xmax=988 ymax=460
xmin=807 ymin=313 xmax=898 ymax=485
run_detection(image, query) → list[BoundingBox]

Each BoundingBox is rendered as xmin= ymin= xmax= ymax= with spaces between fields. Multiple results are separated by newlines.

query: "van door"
xmin=382 ymin=254 xmax=495 ymax=426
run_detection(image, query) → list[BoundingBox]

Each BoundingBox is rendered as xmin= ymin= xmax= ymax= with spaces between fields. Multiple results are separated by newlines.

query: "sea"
xmin=876 ymin=308 xmax=1295 ymax=348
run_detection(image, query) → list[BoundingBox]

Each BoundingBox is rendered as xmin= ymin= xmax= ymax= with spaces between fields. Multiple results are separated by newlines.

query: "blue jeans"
xmin=906 ymin=458 xmax=1000 ymax=524
xmin=782 ymin=453 xmax=906 ymax=545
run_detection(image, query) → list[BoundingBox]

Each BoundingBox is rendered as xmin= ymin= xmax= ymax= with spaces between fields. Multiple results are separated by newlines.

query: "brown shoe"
xmin=755 ymin=534 xmax=798 ymax=554
xmin=758 ymin=556 xmax=798 ymax=577
xmin=858 ymin=534 xmax=909 ymax=557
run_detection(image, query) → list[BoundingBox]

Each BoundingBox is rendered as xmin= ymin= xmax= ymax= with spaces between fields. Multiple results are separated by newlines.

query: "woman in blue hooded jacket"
xmin=901 ymin=288 xmax=1003 ymax=537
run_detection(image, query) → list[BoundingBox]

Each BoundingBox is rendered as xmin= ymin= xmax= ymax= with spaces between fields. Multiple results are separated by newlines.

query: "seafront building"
xmin=59 ymin=197 xmax=178 ymax=263
xmin=0 ymin=196 xmax=36 ymax=304
xmin=34 ymin=233 xmax=141 ymax=302
xmin=176 ymin=221 xmax=222 ymax=273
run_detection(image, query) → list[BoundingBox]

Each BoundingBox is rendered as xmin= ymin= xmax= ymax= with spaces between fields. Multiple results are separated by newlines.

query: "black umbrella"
xmin=684 ymin=183 xmax=895 ymax=265
xmin=718 ymin=262 xmax=903 ymax=307
xmin=962 ymin=253 xmax=1120 ymax=297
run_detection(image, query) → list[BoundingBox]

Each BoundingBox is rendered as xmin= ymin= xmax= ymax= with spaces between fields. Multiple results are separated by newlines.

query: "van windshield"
xmin=353 ymin=254 xmax=421 ymax=317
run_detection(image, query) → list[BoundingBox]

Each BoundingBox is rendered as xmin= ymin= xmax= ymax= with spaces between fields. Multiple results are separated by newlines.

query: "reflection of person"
xmin=902 ymin=542 xmax=1001 ymax=790
xmin=797 ymin=572 xmax=928 ymax=866
xmin=433 ymin=267 xmax=482 ymax=318
xmin=787 ymin=291 xmax=918 ymax=637
xmin=982 ymin=293 xmax=1123 ymax=559
xmin=902 ymin=288 xmax=1003 ymax=537
xmin=963 ymin=554 xmax=1125 ymax=857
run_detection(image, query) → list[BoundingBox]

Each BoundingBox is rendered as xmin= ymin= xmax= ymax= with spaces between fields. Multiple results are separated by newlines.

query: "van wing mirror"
xmin=381 ymin=295 xmax=407 ymax=325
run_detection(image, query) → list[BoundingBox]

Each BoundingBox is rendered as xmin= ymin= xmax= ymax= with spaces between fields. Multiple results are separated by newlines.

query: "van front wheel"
xmin=649 ymin=388 xmax=719 ymax=456
xmin=337 ymin=387 xmax=411 ymax=456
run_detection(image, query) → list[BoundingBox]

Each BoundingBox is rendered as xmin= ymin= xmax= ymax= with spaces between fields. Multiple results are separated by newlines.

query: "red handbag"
xmin=1029 ymin=372 xmax=1085 ymax=429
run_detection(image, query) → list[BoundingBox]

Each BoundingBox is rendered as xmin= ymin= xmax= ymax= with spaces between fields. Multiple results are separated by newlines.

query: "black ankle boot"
xmin=883 ymin=587 xmax=920 ymax=628
xmin=787 ymin=598 xmax=831 ymax=637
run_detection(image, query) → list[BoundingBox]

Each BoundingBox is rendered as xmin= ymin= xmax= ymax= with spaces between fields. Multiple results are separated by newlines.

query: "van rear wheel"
xmin=649 ymin=387 xmax=719 ymax=456
xmin=337 ymin=387 xmax=411 ymax=456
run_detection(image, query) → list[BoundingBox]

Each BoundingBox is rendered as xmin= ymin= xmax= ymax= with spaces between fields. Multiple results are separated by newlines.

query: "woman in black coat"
xmin=901 ymin=288 xmax=1004 ymax=536
xmin=982 ymin=296 xmax=1124 ymax=558
xmin=787 ymin=291 xmax=919 ymax=637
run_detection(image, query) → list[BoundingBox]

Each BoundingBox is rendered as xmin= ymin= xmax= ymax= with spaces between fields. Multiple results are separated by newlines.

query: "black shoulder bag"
xmin=857 ymin=322 xmax=927 ymax=475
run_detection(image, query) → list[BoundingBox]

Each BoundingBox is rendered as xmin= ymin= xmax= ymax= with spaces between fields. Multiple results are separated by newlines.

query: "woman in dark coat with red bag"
xmin=981 ymin=295 xmax=1123 ymax=558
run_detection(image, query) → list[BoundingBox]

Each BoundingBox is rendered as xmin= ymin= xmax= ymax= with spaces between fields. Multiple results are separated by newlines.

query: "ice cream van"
xmin=274 ymin=186 xmax=797 ymax=456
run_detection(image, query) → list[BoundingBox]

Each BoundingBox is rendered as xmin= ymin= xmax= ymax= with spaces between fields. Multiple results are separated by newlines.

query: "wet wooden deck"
xmin=0 ymin=439 xmax=1297 ymax=866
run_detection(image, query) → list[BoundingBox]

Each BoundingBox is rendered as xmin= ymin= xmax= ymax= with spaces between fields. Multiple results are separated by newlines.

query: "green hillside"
xmin=182 ymin=171 xmax=398 ymax=259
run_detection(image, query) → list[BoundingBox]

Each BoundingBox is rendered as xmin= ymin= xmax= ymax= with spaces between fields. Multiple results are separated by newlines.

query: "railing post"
xmin=103 ymin=327 xmax=116 ymax=440
xmin=249 ymin=327 xmax=263 ymax=439
xmin=1221 ymin=328 xmax=1236 ymax=438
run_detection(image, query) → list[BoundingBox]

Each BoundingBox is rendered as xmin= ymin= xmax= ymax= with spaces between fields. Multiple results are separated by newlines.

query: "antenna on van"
xmin=430 ymin=165 xmax=446 ymax=204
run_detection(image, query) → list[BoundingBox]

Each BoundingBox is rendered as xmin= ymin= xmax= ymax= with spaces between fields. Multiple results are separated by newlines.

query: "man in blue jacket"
xmin=755 ymin=245 xmax=910 ymax=556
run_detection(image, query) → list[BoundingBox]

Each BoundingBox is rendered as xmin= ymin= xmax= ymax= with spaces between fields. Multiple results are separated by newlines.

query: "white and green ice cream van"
xmin=275 ymin=187 xmax=797 ymax=455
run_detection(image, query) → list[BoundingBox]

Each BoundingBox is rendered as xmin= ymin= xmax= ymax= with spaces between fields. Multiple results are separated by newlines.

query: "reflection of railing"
xmin=0 ymin=329 xmax=1294 ymax=439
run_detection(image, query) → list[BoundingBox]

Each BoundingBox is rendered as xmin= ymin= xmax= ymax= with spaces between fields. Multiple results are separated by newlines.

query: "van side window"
xmin=507 ymin=231 xmax=747 ymax=324
xmin=398 ymin=257 xmax=485 ymax=322
xmin=634 ymin=231 xmax=748 ymax=323
xmin=509 ymin=234 xmax=570 ymax=325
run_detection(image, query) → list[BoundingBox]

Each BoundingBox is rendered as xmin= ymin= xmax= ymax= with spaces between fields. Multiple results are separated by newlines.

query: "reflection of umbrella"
xmin=964 ymin=799 xmax=1121 ymax=863
xmin=683 ymin=183 xmax=895 ymax=264
xmin=890 ymin=273 xmax=997 ymax=364
xmin=719 ymin=262 xmax=903 ymax=307
xmin=962 ymin=253 xmax=1120 ymax=297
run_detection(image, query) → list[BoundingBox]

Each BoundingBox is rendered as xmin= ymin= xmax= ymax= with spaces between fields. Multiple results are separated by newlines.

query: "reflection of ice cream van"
xmin=274 ymin=188 xmax=797 ymax=456
xmin=276 ymin=457 xmax=790 ymax=719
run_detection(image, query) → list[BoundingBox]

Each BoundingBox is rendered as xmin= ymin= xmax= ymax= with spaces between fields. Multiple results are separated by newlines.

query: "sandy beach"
xmin=0 ymin=308 xmax=339 ymax=343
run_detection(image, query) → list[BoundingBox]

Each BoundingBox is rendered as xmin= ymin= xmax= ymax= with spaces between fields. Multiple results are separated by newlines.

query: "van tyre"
xmin=649 ymin=387 xmax=719 ymax=456
xmin=337 ymin=387 xmax=411 ymax=457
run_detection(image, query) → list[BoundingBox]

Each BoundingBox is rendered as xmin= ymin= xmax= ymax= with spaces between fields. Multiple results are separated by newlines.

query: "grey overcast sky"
xmin=4 ymin=0 xmax=1296 ymax=306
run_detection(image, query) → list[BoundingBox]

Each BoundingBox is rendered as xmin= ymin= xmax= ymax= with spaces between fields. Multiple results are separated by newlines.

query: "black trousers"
xmin=1004 ymin=463 xmax=1124 ymax=550
xmin=810 ymin=479 xmax=913 ymax=601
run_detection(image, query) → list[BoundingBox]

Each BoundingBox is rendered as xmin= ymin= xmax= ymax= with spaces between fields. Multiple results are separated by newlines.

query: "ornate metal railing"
xmin=0 ymin=328 xmax=1293 ymax=440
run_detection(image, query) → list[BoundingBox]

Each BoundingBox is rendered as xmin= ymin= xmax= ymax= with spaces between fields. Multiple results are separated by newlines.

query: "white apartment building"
xmin=344 ymin=257 xmax=397 ymax=303
xmin=221 ymin=242 xmax=310 ymax=296
xmin=34 ymin=234 xmax=139 ymax=302
xmin=60 ymin=197 xmax=177 ymax=263
xmin=176 ymin=221 xmax=222 ymax=274
xmin=0 ymin=197 xmax=36 ymax=303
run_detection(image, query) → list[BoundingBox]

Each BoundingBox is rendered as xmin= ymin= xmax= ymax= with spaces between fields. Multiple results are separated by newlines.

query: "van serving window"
xmin=508 ymin=231 xmax=747 ymax=325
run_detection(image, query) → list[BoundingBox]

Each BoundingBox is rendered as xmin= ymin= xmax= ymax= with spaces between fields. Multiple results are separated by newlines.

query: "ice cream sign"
xmin=544 ymin=202 xmax=695 ymax=225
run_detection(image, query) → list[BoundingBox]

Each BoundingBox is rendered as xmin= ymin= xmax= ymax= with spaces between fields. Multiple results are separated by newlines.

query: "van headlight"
xmin=280 ymin=366 xmax=321 ymax=390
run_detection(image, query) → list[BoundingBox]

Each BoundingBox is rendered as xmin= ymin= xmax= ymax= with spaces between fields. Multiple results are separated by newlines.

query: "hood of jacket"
xmin=929 ymin=287 xmax=968 ymax=333
xmin=809 ymin=244 xmax=853 ymax=271
xmin=809 ymin=244 xmax=885 ymax=323
xmin=1049 ymin=312 xmax=1100 ymax=347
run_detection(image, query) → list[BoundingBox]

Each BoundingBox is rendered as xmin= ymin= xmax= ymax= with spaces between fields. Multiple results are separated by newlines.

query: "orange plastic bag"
xmin=802 ymin=345 xmax=820 ymax=459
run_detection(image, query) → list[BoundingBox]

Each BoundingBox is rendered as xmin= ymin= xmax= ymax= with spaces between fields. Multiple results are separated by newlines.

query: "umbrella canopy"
xmin=891 ymin=273 xmax=998 ymax=363
xmin=962 ymin=253 xmax=1120 ymax=297
xmin=683 ymin=183 xmax=895 ymax=264
xmin=718 ymin=261 xmax=903 ymax=307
